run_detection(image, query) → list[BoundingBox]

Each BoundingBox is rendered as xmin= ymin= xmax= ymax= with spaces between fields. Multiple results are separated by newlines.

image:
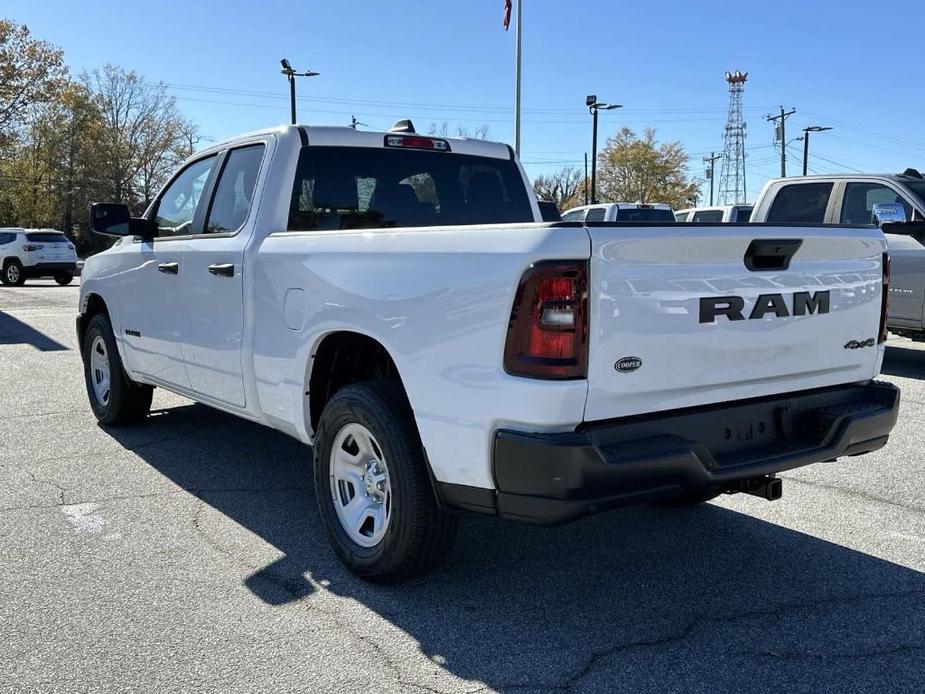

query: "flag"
xmin=503 ymin=0 xmax=512 ymax=30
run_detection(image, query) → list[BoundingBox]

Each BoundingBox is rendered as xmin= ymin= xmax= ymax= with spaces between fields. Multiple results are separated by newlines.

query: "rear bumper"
xmin=440 ymin=381 xmax=900 ymax=524
xmin=24 ymin=262 xmax=77 ymax=278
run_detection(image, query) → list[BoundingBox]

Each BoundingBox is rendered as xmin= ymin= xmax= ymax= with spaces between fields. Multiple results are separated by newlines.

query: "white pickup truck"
xmin=79 ymin=123 xmax=899 ymax=581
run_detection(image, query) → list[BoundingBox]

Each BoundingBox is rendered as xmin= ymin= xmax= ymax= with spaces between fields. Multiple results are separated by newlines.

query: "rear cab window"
xmin=617 ymin=208 xmax=675 ymax=222
xmin=734 ymin=207 xmax=753 ymax=223
xmin=561 ymin=209 xmax=585 ymax=222
xmin=25 ymin=232 xmax=68 ymax=243
xmin=287 ymin=146 xmax=534 ymax=231
xmin=767 ymin=182 xmax=833 ymax=224
xmin=585 ymin=208 xmax=607 ymax=222
xmin=691 ymin=210 xmax=724 ymax=223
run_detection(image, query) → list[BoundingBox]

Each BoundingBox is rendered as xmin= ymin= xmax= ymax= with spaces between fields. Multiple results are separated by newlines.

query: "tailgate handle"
xmin=744 ymin=239 xmax=802 ymax=272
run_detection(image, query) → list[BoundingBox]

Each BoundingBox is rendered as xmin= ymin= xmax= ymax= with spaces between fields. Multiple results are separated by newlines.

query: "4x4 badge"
xmin=615 ymin=356 xmax=642 ymax=373
xmin=843 ymin=338 xmax=876 ymax=350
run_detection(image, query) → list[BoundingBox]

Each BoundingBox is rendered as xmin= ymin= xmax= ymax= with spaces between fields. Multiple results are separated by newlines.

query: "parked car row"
xmin=0 ymin=227 xmax=79 ymax=286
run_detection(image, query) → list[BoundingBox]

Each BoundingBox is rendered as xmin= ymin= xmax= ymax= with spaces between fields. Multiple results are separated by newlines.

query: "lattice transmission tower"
xmin=717 ymin=70 xmax=748 ymax=204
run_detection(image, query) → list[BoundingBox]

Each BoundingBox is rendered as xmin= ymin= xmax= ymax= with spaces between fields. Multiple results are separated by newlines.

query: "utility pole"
xmin=586 ymin=95 xmax=621 ymax=205
xmin=802 ymin=125 xmax=832 ymax=175
xmin=280 ymin=58 xmax=320 ymax=125
xmin=584 ymin=152 xmax=589 ymax=205
xmin=349 ymin=115 xmax=367 ymax=130
xmin=766 ymin=106 xmax=797 ymax=177
xmin=703 ymin=152 xmax=723 ymax=206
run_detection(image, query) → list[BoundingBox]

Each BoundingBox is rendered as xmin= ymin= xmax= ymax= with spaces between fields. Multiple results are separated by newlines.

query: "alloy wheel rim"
xmin=329 ymin=422 xmax=392 ymax=547
xmin=7 ymin=265 xmax=19 ymax=283
xmin=89 ymin=335 xmax=111 ymax=407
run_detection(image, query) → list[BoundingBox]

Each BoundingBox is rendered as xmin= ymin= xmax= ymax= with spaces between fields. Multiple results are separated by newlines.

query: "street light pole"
xmin=802 ymin=126 xmax=832 ymax=176
xmin=280 ymin=58 xmax=320 ymax=125
xmin=587 ymin=96 xmax=622 ymax=205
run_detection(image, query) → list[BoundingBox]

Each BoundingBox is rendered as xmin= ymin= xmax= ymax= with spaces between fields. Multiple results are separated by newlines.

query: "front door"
xmin=179 ymin=143 xmax=266 ymax=407
xmin=117 ymin=154 xmax=217 ymax=389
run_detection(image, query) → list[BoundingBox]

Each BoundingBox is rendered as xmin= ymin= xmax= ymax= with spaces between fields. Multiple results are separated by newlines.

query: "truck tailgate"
xmin=584 ymin=225 xmax=886 ymax=421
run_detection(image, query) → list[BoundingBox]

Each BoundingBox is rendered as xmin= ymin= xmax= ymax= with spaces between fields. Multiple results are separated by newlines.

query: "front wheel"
xmin=2 ymin=260 xmax=25 ymax=286
xmin=82 ymin=313 xmax=153 ymax=425
xmin=313 ymin=382 xmax=458 ymax=582
xmin=54 ymin=273 xmax=73 ymax=286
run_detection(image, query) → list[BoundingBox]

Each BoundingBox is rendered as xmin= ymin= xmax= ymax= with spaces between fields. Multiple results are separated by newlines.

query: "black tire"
xmin=660 ymin=488 xmax=722 ymax=507
xmin=313 ymin=381 xmax=458 ymax=582
xmin=54 ymin=273 xmax=73 ymax=286
xmin=2 ymin=259 xmax=25 ymax=286
xmin=82 ymin=312 xmax=153 ymax=425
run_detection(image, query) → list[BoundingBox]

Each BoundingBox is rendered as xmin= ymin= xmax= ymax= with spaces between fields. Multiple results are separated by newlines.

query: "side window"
xmin=585 ymin=207 xmax=606 ymax=222
xmin=692 ymin=210 xmax=724 ymax=223
xmin=674 ymin=212 xmax=690 ymax=222
xmin=735 ymin=207 xmax=753 ymax=223
xmin=840 ymin=183 xmax=912 ymax=225
xmin=0 ymin=233 xmax=13 ymax=245
xmin=766 ymin=182 xmax=833 ymax=224
xmin=153 ymin=156 xmax=216 ymax=237
xmin=205 ymin=145 xmax=265 ymax=234
xmin=561 ymin=210 xmax=585 ymax=222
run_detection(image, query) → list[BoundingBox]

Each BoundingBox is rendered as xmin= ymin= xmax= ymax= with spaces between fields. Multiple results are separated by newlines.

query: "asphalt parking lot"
xmin=1 ymin=280 xmax=923 ymax=694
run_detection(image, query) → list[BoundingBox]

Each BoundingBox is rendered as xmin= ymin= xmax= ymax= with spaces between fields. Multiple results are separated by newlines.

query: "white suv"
xmin=0 ymin=228 xmax=78 ymax=286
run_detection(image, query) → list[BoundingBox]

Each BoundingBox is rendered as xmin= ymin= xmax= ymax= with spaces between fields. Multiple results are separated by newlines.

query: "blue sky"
xmin=6 ymin=0 xmax=925 ymax=201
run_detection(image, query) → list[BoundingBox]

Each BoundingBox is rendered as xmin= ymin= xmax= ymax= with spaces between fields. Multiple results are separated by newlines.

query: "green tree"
xmin=596 ymin=128 xmax=700 ymax=209
xmin=0 ymin=18 xmax=66 ymax=148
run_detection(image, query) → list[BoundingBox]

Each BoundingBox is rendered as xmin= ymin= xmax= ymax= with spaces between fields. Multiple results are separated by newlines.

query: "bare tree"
xmin=428 ymin=122 xmax=491 ymax=140
xmin=85 ymin=65 xmax=189 ymax=209
xmin=533 ymin=167 xmax=584 ymax=210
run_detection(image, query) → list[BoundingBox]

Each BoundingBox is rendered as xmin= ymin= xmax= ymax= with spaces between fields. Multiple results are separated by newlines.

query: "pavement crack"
xmin=524 ymin=588 xmax=925 ymax=691
xmin=744 ymin=643 xmax=924 ymax=661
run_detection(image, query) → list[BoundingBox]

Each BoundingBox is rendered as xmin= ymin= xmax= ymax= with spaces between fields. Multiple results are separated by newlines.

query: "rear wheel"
xmin=82 ymin=313 xmax=153 ymax=425
xmin=313 ymin=382 xmax=458 ymax=582
xmin=54 ymin=273 xmax=73 ymax=286
xmin=2 ymin=260 xmax=25 ymax=286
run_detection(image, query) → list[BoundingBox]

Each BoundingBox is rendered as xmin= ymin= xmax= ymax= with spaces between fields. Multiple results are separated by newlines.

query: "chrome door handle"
xmin=208 ymin=263 xmax=235 ymax=277
xmin=157 ymin=262 xmax=179 ymax=274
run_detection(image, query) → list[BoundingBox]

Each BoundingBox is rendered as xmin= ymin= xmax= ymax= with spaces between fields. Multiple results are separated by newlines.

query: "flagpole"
xmin=514 ymin=0 xmax=522 ymax=156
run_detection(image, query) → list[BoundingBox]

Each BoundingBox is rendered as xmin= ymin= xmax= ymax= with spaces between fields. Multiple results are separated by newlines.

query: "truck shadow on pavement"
xmin=0 ymin=310 xmax=67 ymax=351
xmin=882 ymin=344 xmax=925 ymax=379
xmin=104 ymin=403 xmax=925 ymax=693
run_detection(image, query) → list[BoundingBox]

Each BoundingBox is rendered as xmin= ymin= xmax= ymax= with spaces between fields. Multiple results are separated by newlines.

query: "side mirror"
xmin=871 ymin=202 xmax=907 ymax=227
xmin=89 ymin=203 xmax=150 ymax=237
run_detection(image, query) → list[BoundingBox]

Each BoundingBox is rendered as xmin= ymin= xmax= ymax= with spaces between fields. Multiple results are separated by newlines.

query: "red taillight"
xmin=383 ymin=135 xmax=450 ymax=151
xmin=22 ymin=244 xmax=43 ymax=251
xmin=879 ymin=251 xmax=890 ymax=344
xmin=504 ymin=261 xmax=588 ymax=379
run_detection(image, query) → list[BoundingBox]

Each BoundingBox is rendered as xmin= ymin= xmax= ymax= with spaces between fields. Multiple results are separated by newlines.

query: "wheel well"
xmin=77 ymin=294 xmax=109 ymax=346
xmin=308 ymin=332 xmax=408 ymax=432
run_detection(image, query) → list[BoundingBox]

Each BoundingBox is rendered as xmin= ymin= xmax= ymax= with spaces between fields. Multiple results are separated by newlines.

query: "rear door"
xmin=584 ymin=224 xmax=885 ymax=420
xmin=178 ymin=142 xmax=267 ymax=407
